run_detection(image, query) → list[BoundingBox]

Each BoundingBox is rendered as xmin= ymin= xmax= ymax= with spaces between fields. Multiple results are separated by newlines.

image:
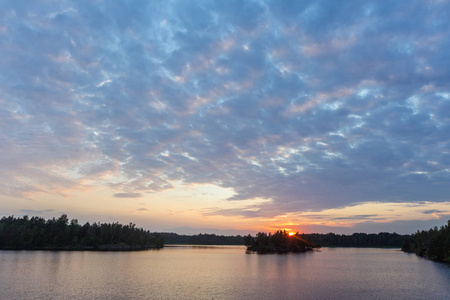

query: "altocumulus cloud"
xmin=1 ymin=0 xmax=450 ymax=218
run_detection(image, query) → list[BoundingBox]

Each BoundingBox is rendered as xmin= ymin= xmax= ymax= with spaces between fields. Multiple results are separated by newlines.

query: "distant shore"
xmin=0 ymin=215 xmax=164 ymax=251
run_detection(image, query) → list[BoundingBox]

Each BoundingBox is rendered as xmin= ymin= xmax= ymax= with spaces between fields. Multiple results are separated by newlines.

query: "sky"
xmin=1 ymin=0 xmax=450 ymax=235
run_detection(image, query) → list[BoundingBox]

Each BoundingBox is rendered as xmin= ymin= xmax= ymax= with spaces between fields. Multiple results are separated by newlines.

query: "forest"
xmin=0 ymin=214 xmax=163 ymax=250
xmin=401 ymin=220 xmax=450 ymax=262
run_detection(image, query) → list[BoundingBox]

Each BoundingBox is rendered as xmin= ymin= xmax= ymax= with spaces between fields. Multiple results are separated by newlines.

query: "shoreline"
xmin=0 ymin=244 xmax=163 ymax=252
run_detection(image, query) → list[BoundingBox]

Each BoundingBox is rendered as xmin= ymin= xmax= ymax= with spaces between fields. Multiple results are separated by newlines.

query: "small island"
xmin=245 ymin=230 xmax=320 ymax=254
xmin=0 ymin=214 xmax=163 ymax=251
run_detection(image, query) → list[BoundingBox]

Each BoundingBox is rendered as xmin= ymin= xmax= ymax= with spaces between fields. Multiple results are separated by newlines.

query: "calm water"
xmin=1 ymin=246 xmax=449 ymax=299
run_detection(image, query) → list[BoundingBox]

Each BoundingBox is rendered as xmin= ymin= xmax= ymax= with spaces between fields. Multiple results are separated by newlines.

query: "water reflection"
xmin=0 ymin=247 xmax=449 ymax=299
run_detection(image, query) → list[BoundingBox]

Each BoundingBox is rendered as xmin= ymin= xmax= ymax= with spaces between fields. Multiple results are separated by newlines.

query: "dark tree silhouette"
xmin=402 ymin=220 xmax=450 ymax=262
xmin=300 ymin=232 xmax=410 ymax=248
xmin=0 ymin=215 xmax=163 ymax=250
xmin=156 ymin=232 xmax=245 ymax=245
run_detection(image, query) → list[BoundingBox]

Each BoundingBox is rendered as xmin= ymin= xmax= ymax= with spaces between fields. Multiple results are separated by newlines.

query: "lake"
xmin=1 ymin=246 xmax=449 ymax=299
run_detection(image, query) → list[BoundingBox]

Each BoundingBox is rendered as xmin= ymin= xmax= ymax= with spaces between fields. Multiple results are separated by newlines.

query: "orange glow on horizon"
xmin=288 ymin=231 xmax=295 ymax=236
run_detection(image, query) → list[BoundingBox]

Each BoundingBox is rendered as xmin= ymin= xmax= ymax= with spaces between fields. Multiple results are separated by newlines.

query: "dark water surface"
xmin=1 ymin=246 xmax=449 ymax=299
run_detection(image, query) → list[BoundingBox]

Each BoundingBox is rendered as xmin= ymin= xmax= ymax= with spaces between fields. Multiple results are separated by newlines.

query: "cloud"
xmin=1 ymin=0 xmax=450 ymax=225
xmin=349 ymin=219 xmax=449 ymax=235
xmin=333 ymin=215 xmax=383 ymax=221
xmin=113 ymin=193 xmax=142 ymax=199
xmin=422 ymin=209 xmax=445 ymax=215
xmin=20 ymin=209 xmax=56 ymax=215
xmin=300 ymin=218 xmax=449 ymax=235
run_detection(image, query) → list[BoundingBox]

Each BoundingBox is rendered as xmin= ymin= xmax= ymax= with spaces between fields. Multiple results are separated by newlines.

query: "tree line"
xmin=0 ymin=214 xmax=163 ymax=250
xmin=298 ymin=232 xmax=411 ymax=248
xmin=401 ymin=220 xmax=450 ymax=262
xmin=157 ymin=232 xmax=245 ymax=245
xmin=159 ymin=231 xmax=411 ymax=248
